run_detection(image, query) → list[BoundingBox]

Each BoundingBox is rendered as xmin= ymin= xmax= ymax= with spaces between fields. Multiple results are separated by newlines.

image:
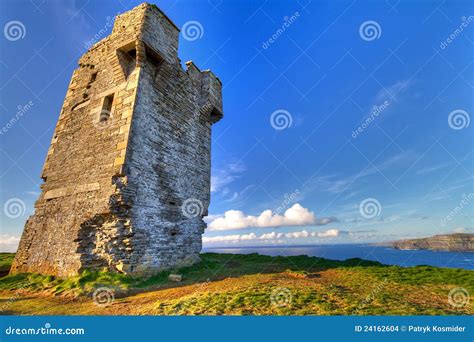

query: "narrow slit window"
xmin=89 ymin=72 xmax=97 ymax=83
xmin=100 ymin=94 xmax=114 ymax=122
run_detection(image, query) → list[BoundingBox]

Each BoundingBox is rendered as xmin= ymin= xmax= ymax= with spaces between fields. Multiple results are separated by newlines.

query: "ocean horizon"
xmin=203 ymin=243 xmax=474 ymax=270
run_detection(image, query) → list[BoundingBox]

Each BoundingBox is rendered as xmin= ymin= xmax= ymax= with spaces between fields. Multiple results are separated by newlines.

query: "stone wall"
xmin=11 ymin=3 xmax=223 ymax=277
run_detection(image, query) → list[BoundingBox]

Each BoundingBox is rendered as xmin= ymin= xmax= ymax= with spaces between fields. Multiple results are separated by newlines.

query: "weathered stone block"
xmin=168 ymin=274 xmax=183 ymax=282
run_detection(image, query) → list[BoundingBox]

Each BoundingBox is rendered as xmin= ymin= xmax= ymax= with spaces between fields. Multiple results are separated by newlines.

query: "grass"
xmin=0 ymin=266 xmax=134 ymax=297
xmin=0 ymin=253 xmax=383 ymax=295
xmin=0 ymin=253 xmax=15 ymax=274
xmin=0 ymin=252 xmax=472 ymax=315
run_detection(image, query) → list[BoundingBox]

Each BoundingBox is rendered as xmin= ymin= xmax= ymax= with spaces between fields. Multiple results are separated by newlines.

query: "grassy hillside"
xmin=0 ymin=253 xmax=15 ymax=275
xmin=0 ymin=253 xmax=472 ymax=315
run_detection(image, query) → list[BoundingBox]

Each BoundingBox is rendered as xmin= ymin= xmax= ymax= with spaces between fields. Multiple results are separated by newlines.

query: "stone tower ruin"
xmin=11 ymin=3 xmax=223 ymax=277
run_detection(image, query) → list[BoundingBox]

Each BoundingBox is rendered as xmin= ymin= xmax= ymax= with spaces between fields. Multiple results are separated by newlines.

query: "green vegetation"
xmin=0 ymin=253 xmax=15 ymax=274
xmin=0 ymin=269 xmax=134 ymax=297
xmin=0 ymin=252 xmax=472 ymax=315
xmin=359 ymin=264 xmax=474 ymax=289
xmin=0 ymin=253 xmax=383 ymax=296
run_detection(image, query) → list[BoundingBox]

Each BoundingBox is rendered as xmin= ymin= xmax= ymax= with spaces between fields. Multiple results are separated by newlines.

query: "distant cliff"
xmin=392 ymin=233 xmax=474 ymax=252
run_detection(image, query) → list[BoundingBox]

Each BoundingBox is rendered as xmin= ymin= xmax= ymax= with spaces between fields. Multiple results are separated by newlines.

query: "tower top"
xmin=141 ymin=2 xmax=181 ymax=31
xmin=83 ymin=2 xmax=182 ymax=65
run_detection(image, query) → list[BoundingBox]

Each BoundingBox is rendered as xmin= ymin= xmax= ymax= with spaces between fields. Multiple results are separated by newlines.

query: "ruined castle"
xmin=11 ymin=3 xmax=223 ymax=277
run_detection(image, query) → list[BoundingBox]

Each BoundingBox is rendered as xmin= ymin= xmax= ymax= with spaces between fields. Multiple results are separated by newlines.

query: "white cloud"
xmin=285 ymin=230 xmax=310 ymax=239
xmin=203 ymin=228 xmax=379 ymax=246
xmin=315 ymin=229 xmax=341 ymax=237
xmin=0 ymin=234 xmax=20 ymax=252
xmin=316 ymin=217 xmax=338 ymax=225
xmin=211 ymin=162 xmax=246 ymax=193
xmin=203 ymin=233 xmax=257 ymax=243
xmin=223 ymin=184 xmax=255 ymax=203
xmin=203 ymin=228 xmax=364 ymax=245
xmin=207 ymin=203 xmax=316 ymax=231
xmin=284 ymin=228 xmax=342 ymax=239
xmin=260 ymin=232 xmax=284 ymax=239
xmin=374 ymin=80 xmax=413 ymax=103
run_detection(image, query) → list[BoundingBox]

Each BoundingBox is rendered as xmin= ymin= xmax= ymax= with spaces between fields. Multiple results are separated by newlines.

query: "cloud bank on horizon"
xmin=203 ymin=228 xmax=378 ymax=245
xmin=206 ymin=203 xmax=337 ymax=231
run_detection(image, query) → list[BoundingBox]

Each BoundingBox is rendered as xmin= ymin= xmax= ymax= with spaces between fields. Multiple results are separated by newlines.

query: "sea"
xmin=203 ymin=244 xmax=474 ymax=270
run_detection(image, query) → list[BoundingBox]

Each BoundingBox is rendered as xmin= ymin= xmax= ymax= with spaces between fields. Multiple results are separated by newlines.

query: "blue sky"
xmin=0 ymin=0 xmax=473 ymax=251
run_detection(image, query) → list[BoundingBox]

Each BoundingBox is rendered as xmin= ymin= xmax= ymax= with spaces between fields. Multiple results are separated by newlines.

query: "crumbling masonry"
xmin=11 ymin=3 xmax=223 ymax=277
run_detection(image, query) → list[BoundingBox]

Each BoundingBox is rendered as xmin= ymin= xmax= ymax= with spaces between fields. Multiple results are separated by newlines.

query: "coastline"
xmin=203 ymin=244 xmax=474 ymax=270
